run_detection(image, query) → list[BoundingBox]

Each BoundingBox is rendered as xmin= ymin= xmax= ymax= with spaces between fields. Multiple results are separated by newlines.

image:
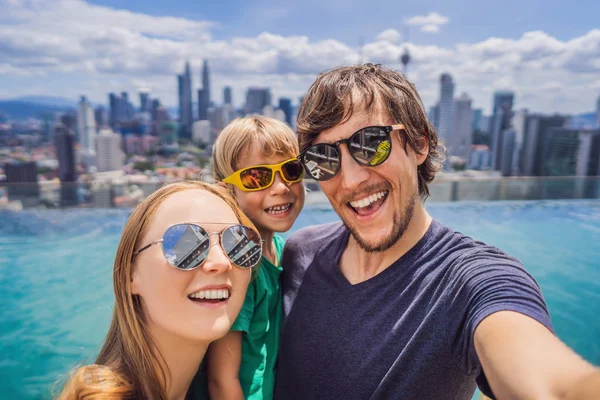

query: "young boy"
xmin=201 ymin=116 xmax=305 ymax=400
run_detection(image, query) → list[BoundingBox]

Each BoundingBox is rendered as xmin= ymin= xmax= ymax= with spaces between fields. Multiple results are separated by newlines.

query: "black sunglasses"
xmin=299 ymin=124 xmax=405 ymax=181
xmin=133 ymin=223 xmax=263 ymax=270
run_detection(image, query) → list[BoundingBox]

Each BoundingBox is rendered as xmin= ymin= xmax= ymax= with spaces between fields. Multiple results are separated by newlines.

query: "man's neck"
xmin=149 ymin=324 xmax=208 ymax=400
xmin=339 ymin=203 xmax=432 ymax=285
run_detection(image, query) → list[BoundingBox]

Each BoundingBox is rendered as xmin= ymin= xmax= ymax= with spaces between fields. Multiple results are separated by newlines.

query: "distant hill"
xmin=0 ymin=100 xmax=74 ymax=121
xmin=12 ymin=96 xmax=77 ymax=108
xmin=569 ymin=112 xmax=598 ymax=129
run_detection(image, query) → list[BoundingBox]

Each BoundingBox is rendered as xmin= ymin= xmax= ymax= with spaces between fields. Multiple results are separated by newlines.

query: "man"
xmin=275 ymin=64 xmax=599 ymax=399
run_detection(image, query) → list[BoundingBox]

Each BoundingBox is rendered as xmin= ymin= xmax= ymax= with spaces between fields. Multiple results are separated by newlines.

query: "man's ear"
xmin=416 ymin=134 xmax=429 ymax=166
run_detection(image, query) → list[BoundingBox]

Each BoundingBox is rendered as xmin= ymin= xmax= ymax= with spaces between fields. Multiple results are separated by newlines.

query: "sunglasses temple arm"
xmin=133 ymin=239 xmax=163 ymax=256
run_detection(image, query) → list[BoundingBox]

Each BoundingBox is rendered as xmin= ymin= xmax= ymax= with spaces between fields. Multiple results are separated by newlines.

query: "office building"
xmin=193 ymin=120 xmax=212 ymax=144
xmin=512 ymin=109 xmax=529 ymax=175
xmin=197 ymin=60 xmax=211 ymax=121
xmin=178 ymin=61 xmax=193 ymax=139
xmin=596 ymin=94 xmax=600 ymax=128
xmin=541 ymin=128 xmax=600 ymax=177
xmin=428 ymin=103 xmax=440 ymax=130
xmin=500 ymin=128 xmax=516 ymax=176
xmin=4 ymin=161 xmax=40 ymax=207
xmin=54 ymin=123 xmax=78 ymax=206
xmin=246 ymin=88 xmax=271 ymax=114
xmin=451 ymin=93 xmax=473 ymax=161
xmin=224 ymin=86 xmax=232 ymax=105
xmin=278 ymin=98 xmax=293 ymax=126
xmin=94 ymin=106 xmax=108 ymax=128
xmin=468 ymin=145 xmax=493 ymax=170
xmin=77 ymin=96 xmax=97 ymax=169
xmin=139 ymin=90 xmax=150 ymax=112
xmin=198 ymin=88 xmax=210 ymax=121
xmin=437 ymin=73 xmax=455 ymax=153
xmin=522 ymin=115 xmax=567 ymax=176
xmin=490 ymin=91 xmax=514 ymax=170
xmin=96 ymin=128 xmax=125 ymax=172
xmin=472 ymin=108 xmax=483 ymax=132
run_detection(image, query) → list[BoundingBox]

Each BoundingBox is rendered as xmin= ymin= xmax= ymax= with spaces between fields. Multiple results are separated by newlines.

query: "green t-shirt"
xmin=231 ymin=234 xmax=284 ymax=400
xmin=189 ymin=235 xmax=284 ymax=400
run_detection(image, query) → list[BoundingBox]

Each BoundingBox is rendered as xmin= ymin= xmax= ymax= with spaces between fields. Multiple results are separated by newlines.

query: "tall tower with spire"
xmin=198 ymin=60 xmax=211 ymax=120
xmin=399 ymin=27 xmax=411 ymax=75
xmin=178 ymin=61 xmax=193 ymax=138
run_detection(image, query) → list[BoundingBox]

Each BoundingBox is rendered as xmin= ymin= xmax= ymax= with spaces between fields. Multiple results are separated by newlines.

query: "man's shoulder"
xmin=431 ymin=220 xmax=531 ymax=282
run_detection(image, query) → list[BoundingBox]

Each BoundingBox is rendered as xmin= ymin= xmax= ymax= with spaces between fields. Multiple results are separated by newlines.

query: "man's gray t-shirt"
xmin=275 ymin=220 xmax=553 ymax=400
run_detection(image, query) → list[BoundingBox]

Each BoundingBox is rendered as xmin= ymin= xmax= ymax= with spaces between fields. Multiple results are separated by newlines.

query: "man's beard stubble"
xmin=344 ymin=189 xmax=417 ymax=253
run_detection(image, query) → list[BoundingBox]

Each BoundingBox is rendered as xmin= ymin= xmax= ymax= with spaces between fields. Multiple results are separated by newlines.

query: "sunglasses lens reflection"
xmin=240 ymin=167 xmax=273 ymax=189
xmin=161 ymin=224 xmax=262 ymax=270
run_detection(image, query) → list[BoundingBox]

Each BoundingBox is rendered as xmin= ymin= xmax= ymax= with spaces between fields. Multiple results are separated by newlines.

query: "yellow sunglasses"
xmin=222 ymin=158 xmax=305 ymax=192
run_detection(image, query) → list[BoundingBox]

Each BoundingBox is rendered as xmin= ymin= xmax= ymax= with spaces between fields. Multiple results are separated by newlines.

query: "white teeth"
xmin=349 ymin=191 xmax=387 ymax=209
xmin=266 ymin=203 xmax=291 ymax=214
xmin=189 ymin=288 xmax=230 ymax=300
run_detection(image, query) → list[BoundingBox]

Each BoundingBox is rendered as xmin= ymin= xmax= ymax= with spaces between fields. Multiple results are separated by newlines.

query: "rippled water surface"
xmin=1 ymin=200 xmax=599 ymax=399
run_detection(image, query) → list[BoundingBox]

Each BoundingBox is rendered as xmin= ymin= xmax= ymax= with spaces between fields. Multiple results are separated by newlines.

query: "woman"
xmin=59 ymin=181 xmax=262 ymax=400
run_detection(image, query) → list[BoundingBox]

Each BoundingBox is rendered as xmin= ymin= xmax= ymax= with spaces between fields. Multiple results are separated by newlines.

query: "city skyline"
xmin=0 ymin=0 xmax=599 ymax=115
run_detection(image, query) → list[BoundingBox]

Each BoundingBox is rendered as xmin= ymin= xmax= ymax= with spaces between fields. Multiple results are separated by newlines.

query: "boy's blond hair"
xmin=212 ymin=116 xmax=299 ymax=182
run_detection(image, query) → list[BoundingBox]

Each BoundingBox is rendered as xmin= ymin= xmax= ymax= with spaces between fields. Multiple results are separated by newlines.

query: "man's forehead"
xmin=315 ymin=104 xmax=390 ymax=143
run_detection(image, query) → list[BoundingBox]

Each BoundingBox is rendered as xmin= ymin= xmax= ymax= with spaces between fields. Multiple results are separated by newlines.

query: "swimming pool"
xmin=1 ymin=200 xmax=599 ymax=399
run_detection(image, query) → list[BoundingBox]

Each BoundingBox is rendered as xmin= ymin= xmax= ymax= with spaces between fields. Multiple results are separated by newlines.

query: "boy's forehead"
xmin=237 ymin=142 xmax=294 ymax=167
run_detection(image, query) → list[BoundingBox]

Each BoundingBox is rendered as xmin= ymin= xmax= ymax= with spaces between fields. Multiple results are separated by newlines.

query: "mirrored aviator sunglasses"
xmin=224 ymin=158 xmax=304 ymax=192
xmin=133 ymin=223 xmax=263 ymax=270
xmin=300 ymin=125 xmax=404 ymax=181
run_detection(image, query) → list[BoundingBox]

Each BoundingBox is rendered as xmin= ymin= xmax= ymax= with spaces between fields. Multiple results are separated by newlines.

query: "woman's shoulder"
xmin=57 ymin=364 xmax=134 ymax=400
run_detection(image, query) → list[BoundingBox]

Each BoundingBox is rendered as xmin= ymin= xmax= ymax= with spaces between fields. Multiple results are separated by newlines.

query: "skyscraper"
xmin=500 ymin=128 xmax=516 ymax=177
xmin=246 ymin=88 xmax=271 ymax=115
xmin=77 ymin=95 xmax=97 ymax=169
xmin=139 ymin=90 xmax=150 ymax=113
xmin=202 ymin=60 xmax=210 ymax=103
xmin=451 ymin=93 xmax=473 ymax=161
xmin=541 ymin=128 xmax=600 ymax=177
xmin=96 ymin=128 xmax=125 ymax=172
xmin=490 ymin=90 xmax=514 ymax=170
xmin=596 ymin=93 xmax=600 ymax=128
xmin=198 ymin=60 xmax=211 ymax=121
xmin=224 ymin=86 xmax=232 ymax=105
xmin=521 ymin=114 xmax=567 ymax=176
xmin=54 ymin=123 xmax=78 ymax=206
xmin=437 ymin=73 xmax=455 ymax=158
xmin=94 ymin=106 xmax=108 ymax=128
xmin=278 ymin=98 xmax=293 ymax=126
xmin=178 ymin=61 xmax=193 ymax=139
xmin=512 ymin=109 xmax=529 ymax=175
xmin=428 ymin=103 xmax=440 ymax=130
xmin=198 ymin=89 xmax=210 ymax=120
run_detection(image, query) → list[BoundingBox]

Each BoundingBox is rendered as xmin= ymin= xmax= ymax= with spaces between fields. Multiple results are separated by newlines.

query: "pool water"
xmin=1 ymin=200 xmax=599 ymax=399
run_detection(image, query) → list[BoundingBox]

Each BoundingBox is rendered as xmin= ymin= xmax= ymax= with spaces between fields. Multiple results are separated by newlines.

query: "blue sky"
xmin=1 ymin=0 xmax=599 ymax=114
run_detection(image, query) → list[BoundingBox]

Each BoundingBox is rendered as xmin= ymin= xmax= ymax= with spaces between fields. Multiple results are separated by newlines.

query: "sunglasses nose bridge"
xmin=201 ymin=232 xmax=232 ymax=274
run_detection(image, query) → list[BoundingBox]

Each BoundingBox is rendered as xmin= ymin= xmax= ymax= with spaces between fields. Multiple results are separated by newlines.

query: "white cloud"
xmin=421 ymin=24 xmax=441 ymax=33
xmin=406 ymin=12 xmax=449 ymax=33
xmin=376 ymin=29 xmax=401 ymax=43
xmin=0 ymin=1 xmax=599 ymax=115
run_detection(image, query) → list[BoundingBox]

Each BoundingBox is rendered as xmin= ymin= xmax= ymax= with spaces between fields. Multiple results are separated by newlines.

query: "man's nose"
xmin=339 ymin=146 xmax=370 ymax=191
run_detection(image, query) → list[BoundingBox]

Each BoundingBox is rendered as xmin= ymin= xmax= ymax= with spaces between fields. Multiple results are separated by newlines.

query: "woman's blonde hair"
xmin=58 ymin=181 xmax=256 ymax=400
xmin=212 ymin=116 xmax=299 ymax=183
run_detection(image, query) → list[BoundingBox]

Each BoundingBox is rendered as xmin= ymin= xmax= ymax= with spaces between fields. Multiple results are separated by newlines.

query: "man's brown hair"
xmin=296 ymin=63 xmax=444 ymax=199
